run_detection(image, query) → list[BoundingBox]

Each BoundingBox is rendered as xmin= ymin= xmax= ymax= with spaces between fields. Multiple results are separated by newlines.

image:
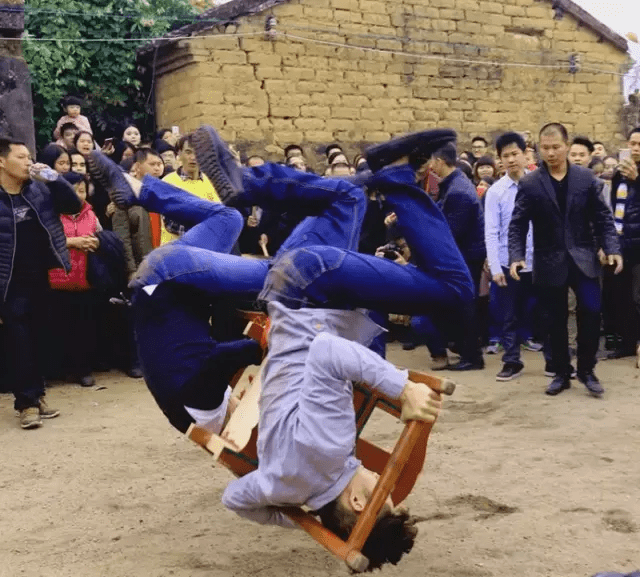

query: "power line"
xmin=10 ymin=24 xmax=624 ymax=76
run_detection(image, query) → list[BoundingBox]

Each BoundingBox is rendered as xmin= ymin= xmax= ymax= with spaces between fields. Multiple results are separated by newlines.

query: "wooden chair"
xmin=186 ymin=314 xmax=455 ymax=573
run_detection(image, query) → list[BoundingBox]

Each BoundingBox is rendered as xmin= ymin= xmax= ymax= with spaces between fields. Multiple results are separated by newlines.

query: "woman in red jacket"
xmin=48 ymin=172 xmax=101 ymax=387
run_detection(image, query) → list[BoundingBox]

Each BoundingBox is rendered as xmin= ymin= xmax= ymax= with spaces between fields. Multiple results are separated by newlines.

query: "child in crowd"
xmin=53 ymin=96 xmax=93 ymax=141
xmin=48 ymin=172 xmax=101 ymax=388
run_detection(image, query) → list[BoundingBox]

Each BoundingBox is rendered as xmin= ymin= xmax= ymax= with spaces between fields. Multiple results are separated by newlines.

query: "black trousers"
xmin=1 ymin=280 xmax=48 ymax=410
xmin=609 ymin=255 xmax=640 ymax=351
xmin=538 ymin=263 xmax=601 ymax=378
xmin=458 ymin=258 xmax=485 ymax=364
xmin=47 ymin=289 xmax=98 ymax=379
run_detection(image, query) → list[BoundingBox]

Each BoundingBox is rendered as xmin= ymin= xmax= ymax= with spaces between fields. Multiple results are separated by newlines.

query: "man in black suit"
xmin=508 ymin=123 xmax=622 ymax=397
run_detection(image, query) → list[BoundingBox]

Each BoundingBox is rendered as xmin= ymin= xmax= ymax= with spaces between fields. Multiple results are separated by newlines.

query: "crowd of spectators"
xmin=2 ymin=92 xmax=640 ymax=428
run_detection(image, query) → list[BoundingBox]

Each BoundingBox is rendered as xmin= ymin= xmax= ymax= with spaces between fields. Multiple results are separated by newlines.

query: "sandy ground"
xmin=1 ymin=344 xmax=639 ymax=577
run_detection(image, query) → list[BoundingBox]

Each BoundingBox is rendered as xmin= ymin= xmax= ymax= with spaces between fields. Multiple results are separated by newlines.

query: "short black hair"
xmin=36 ymin=144 xmax=69 ymax=169
xmin=176 ymin=133 xmax=194 ymax=152
xmin=73 ymin=131 xmax=94 ymax=148
xmin=63 ymin=95 xmax=83 ymax=108
xmin=593 ymin=140 xmax=604 ymax=147
xmin=432 ymin=142 xmax=457 ymax=167
xmin=155 ymin=128 xmax=172 ymax=141
xmin=60 ymin=122 xmax=79 ymax=137
xmin=539 ymin=122 xmax=568 ymax=142
xmin=153 ymin=139 xmax=175 ymax=154
xmin=628 ymin=126 xmax=640 ymax=140
xmin=133 ymin=148 xmax=162 ymax=164
xmin=67 ymin=147 xmax=82 ymax=157
xmin=471 ymin=136 xmax=488 ymax=146
xmin=571 ymin=136 xmax=594 ymax=154
xmin=456 ymin=159 xmax=473 ymax=180
xmin=0 ymin=137 xmax=27 ymax=158
xmin=284 ymin=144 xmax=304 ymax=158
xmin=496 ymin=132 xmax=526 ymax=156
xmin=315 ymin=499 xmax=417 ymax=571
xmin=325 ymin=143 xmax=343 ymax=157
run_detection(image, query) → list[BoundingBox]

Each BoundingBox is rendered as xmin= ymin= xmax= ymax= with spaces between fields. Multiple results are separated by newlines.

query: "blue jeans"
xmin=259 ymin=166 xmax=474 ymax=314
xmin=498 ymin=268 xmax=536 ymax=365
xmin=131 ymin=165 xmax=369 ymax=432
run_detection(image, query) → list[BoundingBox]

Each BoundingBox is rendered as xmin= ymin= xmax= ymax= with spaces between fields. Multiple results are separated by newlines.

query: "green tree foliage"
xmin=23 ymin=0 xmax=197 ymax=146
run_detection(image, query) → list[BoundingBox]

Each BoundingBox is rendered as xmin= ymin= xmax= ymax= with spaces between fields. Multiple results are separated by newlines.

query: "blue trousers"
xmin=131 ymin=164 xmax=369 ymax=432
xmin=498 ymin=269 xmax=536 ymax=365
xmin=132 ymin=164 xmax=473 ymax=432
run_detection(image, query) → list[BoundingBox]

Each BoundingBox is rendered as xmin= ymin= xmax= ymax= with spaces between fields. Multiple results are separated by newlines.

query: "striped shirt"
xmin=614 ymin=182 xmax=628 ymax=234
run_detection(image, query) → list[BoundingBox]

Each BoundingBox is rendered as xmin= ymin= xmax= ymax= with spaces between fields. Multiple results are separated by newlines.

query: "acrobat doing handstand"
xmin=87 ymin=125 xmax=473 ymax=570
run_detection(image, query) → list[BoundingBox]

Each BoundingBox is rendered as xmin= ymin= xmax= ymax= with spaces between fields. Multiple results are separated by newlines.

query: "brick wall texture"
xmin=154 ymin=0 xmax=629 ymax=165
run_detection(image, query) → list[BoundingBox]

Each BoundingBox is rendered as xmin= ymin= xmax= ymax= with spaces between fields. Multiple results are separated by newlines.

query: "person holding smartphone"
xmin=607 ymin=128 xmax=640 ymax=366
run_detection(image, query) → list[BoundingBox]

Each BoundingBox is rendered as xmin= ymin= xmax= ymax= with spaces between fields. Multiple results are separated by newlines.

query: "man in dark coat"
xmin=0 ymin=137 xmax=82 ymax=429
xmin=430 ymin=142 xmax=486 ymax=370
xmin=508 ymin=123 xmax=621 ymax=397
xmin=606 ymin=127 xmax=640 ymax=361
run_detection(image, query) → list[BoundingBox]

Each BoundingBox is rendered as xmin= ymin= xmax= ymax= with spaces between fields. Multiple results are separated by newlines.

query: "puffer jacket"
xmin=48 ymin=202 xmax=99 ymax=291
xmin=0 ymin=177 xmax=82 ymax=302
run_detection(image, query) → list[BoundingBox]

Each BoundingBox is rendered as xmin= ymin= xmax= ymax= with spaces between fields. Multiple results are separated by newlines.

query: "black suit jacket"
xmin=509 ymin=163 xmax=619 ymax=287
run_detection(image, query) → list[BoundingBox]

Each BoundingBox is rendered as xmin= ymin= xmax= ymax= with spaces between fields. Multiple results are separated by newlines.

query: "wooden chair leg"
xmin=346 ymin=420 xmax=431 ymax=562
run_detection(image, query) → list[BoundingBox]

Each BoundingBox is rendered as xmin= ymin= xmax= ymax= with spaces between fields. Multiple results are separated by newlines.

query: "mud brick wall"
xmin=155 ymin=0 xmax=629 ymax=166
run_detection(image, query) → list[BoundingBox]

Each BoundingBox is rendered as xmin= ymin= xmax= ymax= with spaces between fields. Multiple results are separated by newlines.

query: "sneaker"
xmin=545 ymin=375 xmax=571 ymax=396
xmin=86 ymin=151 xmax=137 ymax=208
xmin=496 ymin=362 xmax=524 ymax=381
xmin=38 ymin=398 xmax=60 ymax=419
xmin=577 ymin=371 xmax=604 ymax=397
xmin=485 ymin=342 xmax=503 ymax=355
xmin=522 ymin=339 xmax=543 ymax=352
xmin=20 ymin=407 xmax=43 ymax=429
xmin=192 ymin=125 xmax=245 ymax=204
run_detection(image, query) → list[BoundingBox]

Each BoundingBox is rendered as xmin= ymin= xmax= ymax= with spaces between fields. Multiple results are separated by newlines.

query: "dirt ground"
xmin=1 ymin=344 xmax=639 ymax=577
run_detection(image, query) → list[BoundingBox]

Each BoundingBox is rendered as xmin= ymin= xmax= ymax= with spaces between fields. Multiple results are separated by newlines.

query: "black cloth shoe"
xmin=577 ymin=371 xmax=604 ymax=397
xmin=365 ymin=129 xmax=457 ymax=172
xmin=86 ymin=151 xmax=136 ymax=208
xmin=545 ymin=375 xmax=571 ymax=395
xmin=496 ymin=362 xmax=524 ymax=382
xmin=192 ymin=125 xmax=244 ymax=204
xmin=447 ymin=359 xmax=484 ymax=371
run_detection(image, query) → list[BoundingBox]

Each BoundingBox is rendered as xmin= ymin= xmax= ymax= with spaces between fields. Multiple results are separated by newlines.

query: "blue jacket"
xmin=0 ymin=177 xmax=82 ymax=302
xmin=437 ymin=168 xmax=487 ymax=263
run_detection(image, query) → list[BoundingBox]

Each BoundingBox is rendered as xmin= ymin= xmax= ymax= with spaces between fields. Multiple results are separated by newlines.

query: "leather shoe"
xmin=577 ymin=371 xmax=604 ymax=397
xmin=79 ymin=375 xmax=95 ymax=387
xmin=192 ymin=125 xmax=244 ymax=204
xmin=447 ymin=360 xmax=484 ymax=371
xmin=365 ymin=128 xmax=457 ymax=172
xmin=545 ymin=375 xmax=570 ymax=395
